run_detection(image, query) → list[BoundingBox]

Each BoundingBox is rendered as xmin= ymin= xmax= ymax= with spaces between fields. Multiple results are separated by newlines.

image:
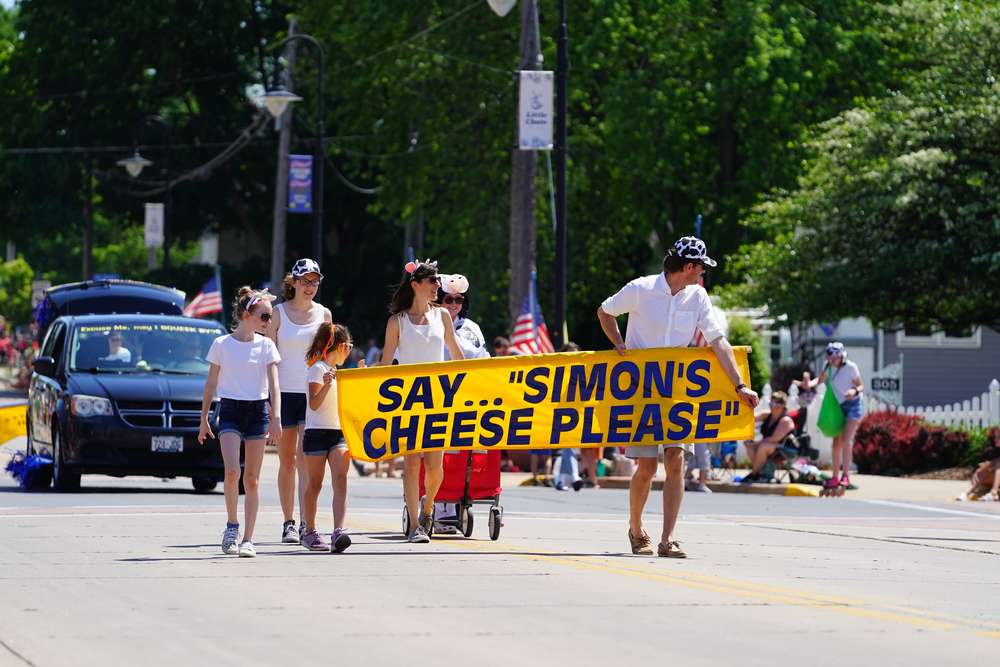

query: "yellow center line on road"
xmin=333 ymin=515 xmax=1000 ymax=635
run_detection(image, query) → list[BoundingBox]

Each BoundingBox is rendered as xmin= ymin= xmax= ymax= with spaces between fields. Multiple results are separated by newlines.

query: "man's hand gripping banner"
xmin=337 ymin=347 xmax=755 ymax=462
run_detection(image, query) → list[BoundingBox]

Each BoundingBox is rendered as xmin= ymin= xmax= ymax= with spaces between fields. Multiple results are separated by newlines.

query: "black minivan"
xmin=27 ymin=281 xmax=230 ymax=491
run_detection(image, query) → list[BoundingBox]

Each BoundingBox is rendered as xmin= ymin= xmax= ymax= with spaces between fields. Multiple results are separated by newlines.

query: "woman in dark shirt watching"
xmin=742 ymin=391 xmax=796 ymax=483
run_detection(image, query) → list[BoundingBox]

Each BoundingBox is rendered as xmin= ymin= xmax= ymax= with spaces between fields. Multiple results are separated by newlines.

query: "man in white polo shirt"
xmin=597 ymin=236 xmax=759 ymax=557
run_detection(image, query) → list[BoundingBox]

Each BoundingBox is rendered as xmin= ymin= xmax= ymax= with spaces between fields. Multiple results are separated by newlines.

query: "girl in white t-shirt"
xmin=198 ymin=287 xmax=282 ymax=558
xmin=798 ymin=342 xmax=865 ymax=493
xmin=300 ymin=322 xmax=358 ymax=553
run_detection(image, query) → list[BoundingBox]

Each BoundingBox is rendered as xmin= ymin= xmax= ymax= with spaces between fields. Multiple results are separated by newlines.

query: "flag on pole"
xmin=183 ymin=274 xmax=223 ymax=318
xmin=511 ymin=271 xmax=555 ymax=355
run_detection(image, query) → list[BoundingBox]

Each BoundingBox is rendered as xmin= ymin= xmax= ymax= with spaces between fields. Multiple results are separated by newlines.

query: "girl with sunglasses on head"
xmin=265 ymin=259 xmax=333 ymax=544
xmin=796 ymin=342 xmax=865 ymax=494
xmin=374 ymin=259 xmax=465 ymax=543
xmin=199 ymin=287 xmax=282 ymax=558
xmin=299 ymin=322 xmax=359 ymax=552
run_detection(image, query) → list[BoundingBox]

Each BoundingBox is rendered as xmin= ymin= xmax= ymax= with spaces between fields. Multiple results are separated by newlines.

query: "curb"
xmin=522 ymin=475 xmax=819 ymax=497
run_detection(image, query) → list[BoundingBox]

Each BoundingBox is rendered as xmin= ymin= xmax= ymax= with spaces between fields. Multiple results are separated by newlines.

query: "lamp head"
xmin=116 ymin=151 xmax=154 ymax=178
xmin=257 ymin=86 xmax=303 ymax=118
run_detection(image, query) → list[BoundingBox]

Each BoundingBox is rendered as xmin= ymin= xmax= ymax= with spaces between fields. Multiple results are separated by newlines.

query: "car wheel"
xmin=52 ymin=423 xmax=81 ymax=493
xmin=192 ymin=477 xmax=218 ymax=492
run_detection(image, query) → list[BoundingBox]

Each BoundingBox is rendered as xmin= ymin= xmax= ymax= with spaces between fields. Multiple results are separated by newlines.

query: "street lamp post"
xmin=257 ymin=34 xmax=325 ymax=274
xmin=117 ymin=115 xmax=172 ymax=283
xmin=553 ymin=0 xmax=569 ymax=348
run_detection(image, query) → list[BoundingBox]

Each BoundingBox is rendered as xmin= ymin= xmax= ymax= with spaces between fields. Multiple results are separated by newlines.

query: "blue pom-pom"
xmin=4 ymin=451 xmax=54 ymax=490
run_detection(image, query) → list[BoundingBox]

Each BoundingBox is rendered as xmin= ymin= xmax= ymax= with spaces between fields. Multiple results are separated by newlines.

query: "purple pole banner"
xmin=288 ymin=155 xmax=313 ymax=213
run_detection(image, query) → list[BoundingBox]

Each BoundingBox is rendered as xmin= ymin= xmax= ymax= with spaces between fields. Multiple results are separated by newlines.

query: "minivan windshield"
xmin=70 ymin=319 xmax=226 ymax=374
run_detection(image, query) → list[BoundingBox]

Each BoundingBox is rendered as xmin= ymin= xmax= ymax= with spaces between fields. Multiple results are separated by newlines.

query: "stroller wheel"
xmin=401 ymin=505 xmax=410 ymax=536
xmin=488 ymin=507 xmax=503 ymax=541
xmin=459 ymin=505 xmax=474 ymax=538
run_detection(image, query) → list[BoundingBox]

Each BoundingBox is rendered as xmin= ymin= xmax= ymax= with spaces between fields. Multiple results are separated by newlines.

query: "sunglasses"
xmin=443 ymin=295 xmax=465 ymax=305
xmin=251 ymin=311 xmax=271 ymax=323
xmin=427 ymin=276 xmax=442 ymax=285
xmin=296 ymin=277 xmax=322 ymax=287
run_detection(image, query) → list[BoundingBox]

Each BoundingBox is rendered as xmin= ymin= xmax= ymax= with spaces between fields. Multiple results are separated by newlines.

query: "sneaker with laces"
xmin=695 ymin=482 xmax=713 ymax=493
xmin=281 ymin=520 xmax=299 ymax=544
xmin=408 ymin=526 xmax=430 ymax=543
xmin=221 ymin=525 xmax=240 ymax=555
xmin=417 ymin=496 xmax=434 ymax=537
xmin=299 ymin=521 xmax=306 ymax=540
xmin=301 ymin=530 xmax=331 ymax=552
xmin=238 ymin=540 xmax=256 ymax=558
xmin=555 ymin=482 xmax=568 ymax=491
xmin=628 ymin=529 xmax=654 ymax=555
xmin=331 ymin=527 xmax=352 ymax=553
xmin=657 ymin=540 xmax=686 ymax=558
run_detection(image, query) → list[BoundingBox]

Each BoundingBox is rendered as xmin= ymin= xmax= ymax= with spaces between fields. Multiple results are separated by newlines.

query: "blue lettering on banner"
xmin=479 ymin=410 xmax=505 ymax=447
xmin=378 ymin=378 xmax=404 ymax=412
xmin=633 ymin=404 xmax=664 ymax=442
xmin=450 ymin=411 xmax=477 ymax=447
xmin=686 ymin=360 xmax=711 ymax=398
xmin=507 ymin=408 xmax=534 ymax=445
xmin=403 ymin=376 xmax=434 ymax=410
xmin=567 ymin=364 xmax=607 ymax=401
xmin=438 ymin=373 xmax=466 ymax=408
xmin=549 ymin=408 xmax=579 ymax=445
xmin=552 ymin=366 xmax=565 ymax=402
xmin=581 ymin=407 xmax=604 ymax=443
xmin=390 ymin=415 xmax=420 ymax=454
xmin=523 ymin=367 xmax=550 ymax=404
xmin=643 ymin=361 xmax=674 ymax=399
xmin=667 ymin=402 xmax=694 ymax=441
xmin=363 ymin=418 xmax=387 ymax=459
xmin=695 ymin=400 xmax=722 ymax=440
xmin=607 ymin=405 xmax=634 ymax=443
xmin=610 ymin=361 xmax=640 ymax=401
xmin=421 ymin=413 xmax=448 ymax=449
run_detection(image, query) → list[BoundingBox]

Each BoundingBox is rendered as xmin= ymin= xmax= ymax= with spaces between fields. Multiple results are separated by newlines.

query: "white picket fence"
xmin=863 ymin=379 xmax=1000 ymax=429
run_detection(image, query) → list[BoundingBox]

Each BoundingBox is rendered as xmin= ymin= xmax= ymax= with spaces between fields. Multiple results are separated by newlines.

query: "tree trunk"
xmin=82 ymin=159 xmax=93 ymax=281
xmin=509 ymin=0 xmax=541 ymax=327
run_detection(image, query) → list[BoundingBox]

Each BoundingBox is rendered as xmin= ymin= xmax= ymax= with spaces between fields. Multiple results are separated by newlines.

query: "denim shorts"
xmin=218 ymin=398 xmax=269 ymax=440
xmin=529 ymin=449 xmax=552 ymax=456
xmin=280 ymin=392 xmax=307 ymax=428
xmin=841 ymin=397 xmax=864 ymax=421
xmin=303 ymin=428 xmax=347 ymax=456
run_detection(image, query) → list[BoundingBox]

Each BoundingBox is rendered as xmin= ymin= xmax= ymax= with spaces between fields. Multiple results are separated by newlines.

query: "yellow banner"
xmin=337 ymin=347 xmax=754 ymax=462
xmin=0 ymin=401 xmax=28 ymax=446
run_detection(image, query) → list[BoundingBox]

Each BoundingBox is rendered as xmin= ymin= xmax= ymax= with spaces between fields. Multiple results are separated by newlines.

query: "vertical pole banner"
xmin=288 ymin=155 xmax=313 ymax=213
xmin=518 ymin=71 xmax=554 ymax=150
xmin=144 ymin=203 xmax=164 ymax=247
xmin=337 ymin=347 xmax=755 ymax=462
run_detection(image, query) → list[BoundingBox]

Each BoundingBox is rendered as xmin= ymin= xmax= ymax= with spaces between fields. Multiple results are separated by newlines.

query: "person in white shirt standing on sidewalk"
xmin=597 ymin=237 xmax=760 ymax=558
xmin=266 ymin=259 xmax=332 ymax=544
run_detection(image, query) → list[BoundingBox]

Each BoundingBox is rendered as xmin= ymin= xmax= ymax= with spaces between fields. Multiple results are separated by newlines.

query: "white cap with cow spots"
xmin=673 ymin=236 xmax=716 ymax=267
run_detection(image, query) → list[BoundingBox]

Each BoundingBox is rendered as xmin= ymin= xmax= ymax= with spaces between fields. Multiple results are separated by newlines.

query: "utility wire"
xmin=0 ymin=71 xmax=246 ymax=103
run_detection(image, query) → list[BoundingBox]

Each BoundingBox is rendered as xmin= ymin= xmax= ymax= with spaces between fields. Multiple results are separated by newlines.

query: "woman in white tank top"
xmin=264 ymin=259 xmax=332 ymax=543
xmin=376 ymin=259 xmax=465 ymax=543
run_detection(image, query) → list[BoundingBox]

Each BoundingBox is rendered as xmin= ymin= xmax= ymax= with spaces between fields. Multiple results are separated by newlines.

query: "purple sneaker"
xmin=301 ymin=529 xmax=331 ymax=552
xmin=331 ymin=527 xmax=352 ymax=553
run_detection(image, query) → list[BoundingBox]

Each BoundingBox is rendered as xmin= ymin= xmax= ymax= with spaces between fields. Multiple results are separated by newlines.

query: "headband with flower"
xmin=404 ymin=258 xmax=438 ymax=276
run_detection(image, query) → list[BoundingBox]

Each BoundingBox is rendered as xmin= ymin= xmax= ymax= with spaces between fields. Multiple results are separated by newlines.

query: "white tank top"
xmin=395 ymin=307 xmax=445 ymax=365
xmin=274 ymin=302 xmax=323 ymax=394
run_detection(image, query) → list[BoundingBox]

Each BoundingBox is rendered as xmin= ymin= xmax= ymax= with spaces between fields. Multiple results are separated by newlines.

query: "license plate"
xmin=152 ymin=436 xmax=184 ymax=453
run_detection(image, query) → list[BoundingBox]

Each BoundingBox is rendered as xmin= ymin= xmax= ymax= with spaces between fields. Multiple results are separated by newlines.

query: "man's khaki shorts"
xmin=624 ymin=443 xmax=694 ymax=460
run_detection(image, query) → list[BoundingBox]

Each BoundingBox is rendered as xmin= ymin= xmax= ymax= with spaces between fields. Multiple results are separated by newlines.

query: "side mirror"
xmin=34 ymin=357 xmax=56 ymax=377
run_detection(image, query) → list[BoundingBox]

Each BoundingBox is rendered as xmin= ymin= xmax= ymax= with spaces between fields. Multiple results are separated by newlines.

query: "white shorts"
xmin=624 ymin=443 xmax=694 ymax=460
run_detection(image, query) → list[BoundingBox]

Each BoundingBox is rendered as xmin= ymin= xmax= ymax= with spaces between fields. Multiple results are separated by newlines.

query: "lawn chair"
xmin=709 ymin=441 xmax=739 ymax=481
xmin=762 ymin=407 xmax=819 ymax=483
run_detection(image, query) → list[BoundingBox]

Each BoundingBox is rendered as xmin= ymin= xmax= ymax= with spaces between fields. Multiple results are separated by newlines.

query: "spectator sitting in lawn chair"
xmin=741 ymin=391 xmax=796 ymax=484
xmin=958 ymin=456 xmax=1000 ymax=501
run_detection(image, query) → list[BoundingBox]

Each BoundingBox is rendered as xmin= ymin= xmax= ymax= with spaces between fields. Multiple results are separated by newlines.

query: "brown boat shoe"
xmin=628 ymin=528 xmax=654 ymax=555
xmin=657 ymin=540 xmax=687 ymax=558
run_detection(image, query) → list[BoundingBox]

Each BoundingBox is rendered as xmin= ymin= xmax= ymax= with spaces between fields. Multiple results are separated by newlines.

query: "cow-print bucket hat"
xmin=673 ymin=236 xmax=717 ymax=267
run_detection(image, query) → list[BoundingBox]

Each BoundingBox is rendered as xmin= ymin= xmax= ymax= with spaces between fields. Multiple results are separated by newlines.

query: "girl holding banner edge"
xmin=374 ymin=260 xmax=466 ymax=543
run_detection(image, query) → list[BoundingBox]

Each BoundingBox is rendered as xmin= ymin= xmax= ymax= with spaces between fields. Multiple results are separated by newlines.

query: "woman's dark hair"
xmin=389 ymin=263 xmax=439 ymax=315
xmin=558 ymin=341 xmax=581 ymax=352
xmin=304 ymin=322 xmax=351 ymax=363
xmin=282 ymin=272 xmax=296 ymax=301
xmin=662 ymin=249 xmax=702 ymax=275
xmin=436 ymin=287 xmax=470 ymax=320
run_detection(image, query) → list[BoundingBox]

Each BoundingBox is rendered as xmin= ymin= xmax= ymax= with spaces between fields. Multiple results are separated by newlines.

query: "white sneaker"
xmin=408 ymin=527 xmax=430 ymax=543
xmin=239 ymin=540 xmax=256 ymax=558
xmin=980 ymin=493 xmax=997 ymax=502
xmin=221 ymin=526 xmax=240 ymax=555
xmin=957 ymin=492 xmax=970 ymax=502
xmin=281 ymin=521 xmax=299 ymax=543
xmin=695 ymin=483 xmax=713 ymax=493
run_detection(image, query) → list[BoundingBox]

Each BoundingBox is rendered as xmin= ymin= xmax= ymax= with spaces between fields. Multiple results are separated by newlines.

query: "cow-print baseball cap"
xmin=291 ymin=258 xmax=323 ymax=279
xmin=672 ymin=236 xmax=717 ymax=267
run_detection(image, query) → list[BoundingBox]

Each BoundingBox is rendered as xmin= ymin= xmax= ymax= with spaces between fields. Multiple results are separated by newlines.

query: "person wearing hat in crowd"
xmin=265 ymin=259 xmax=332 ymax=544
xmin=796 ymin=342 xmax=864 ymax=494
xmin=597 ymin=236 xmax=760 ymax=558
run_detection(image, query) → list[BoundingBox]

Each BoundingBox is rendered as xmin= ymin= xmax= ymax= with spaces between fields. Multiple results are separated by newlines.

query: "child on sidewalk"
xmin=198 ymin=287 xmax=282 ymax=558
xmin=299 ymin=322 xmax=358 ymax=552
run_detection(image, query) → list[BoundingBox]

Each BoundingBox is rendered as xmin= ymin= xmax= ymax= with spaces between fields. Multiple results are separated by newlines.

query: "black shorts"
xmin=280 ymin=392 xmax=307 ymax=428
xmin=303 ymin=428 xmax=347 ymax=456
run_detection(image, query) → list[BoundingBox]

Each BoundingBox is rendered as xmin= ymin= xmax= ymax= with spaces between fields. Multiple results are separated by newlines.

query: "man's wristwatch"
xmin=735 ymin=382 xmax=748 ymax=393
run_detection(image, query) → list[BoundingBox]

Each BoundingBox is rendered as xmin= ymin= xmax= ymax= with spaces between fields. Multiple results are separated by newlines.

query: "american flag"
xmin=183 ymin=274 xmax=223 ymax=318
xmin=511 ymin=271 xmax=555 ymax=355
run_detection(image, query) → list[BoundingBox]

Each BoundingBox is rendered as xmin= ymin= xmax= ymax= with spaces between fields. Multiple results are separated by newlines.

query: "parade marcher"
xmin=265 ymin=259 xmax=332 ymax=544
xmin=597 ymin=237 xmax=759 ymax=558
xmin=796 ymin=342 xmax=864 ymax=493
xmin=374 ymin=259 xmax=465 ymax=543
xmin=299 ymin=322 xmax=359 ymax=552
xmin=199 ymin=287 xmax=282 ymax=558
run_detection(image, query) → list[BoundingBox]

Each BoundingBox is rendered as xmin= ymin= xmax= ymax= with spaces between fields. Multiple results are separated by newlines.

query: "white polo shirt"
xmin=600 ymin=273 xmax=725 ymax=350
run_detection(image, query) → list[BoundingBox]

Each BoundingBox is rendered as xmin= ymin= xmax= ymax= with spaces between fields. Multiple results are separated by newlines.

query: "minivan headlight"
xmin=71 ymin=395 xmax=113 ymax=417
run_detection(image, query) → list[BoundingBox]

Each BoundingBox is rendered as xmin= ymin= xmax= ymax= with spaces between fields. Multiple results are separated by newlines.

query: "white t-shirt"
xmin=305 ymin=360 xmax=340 ymax=430
xmin=102 ymin=348 xmax=132 ymax=363
xmin=206 ymin=334 xmax=281 ymax=400
xmin=600 ymin=273 xmax=726 ymax=350
xmin=827 ymin=360 xmax=862 ymax=404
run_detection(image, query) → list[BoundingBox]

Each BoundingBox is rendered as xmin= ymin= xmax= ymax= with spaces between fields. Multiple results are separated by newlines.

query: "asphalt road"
xmin=2 ymin=446 xmax=999 ymax=666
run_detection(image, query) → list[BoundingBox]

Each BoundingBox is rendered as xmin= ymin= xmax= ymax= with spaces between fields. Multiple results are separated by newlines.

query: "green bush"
xmin=727 ymin=316 xmax=770 ymax=395
xmin=0 ymin=256 xmax=34 ymax=326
